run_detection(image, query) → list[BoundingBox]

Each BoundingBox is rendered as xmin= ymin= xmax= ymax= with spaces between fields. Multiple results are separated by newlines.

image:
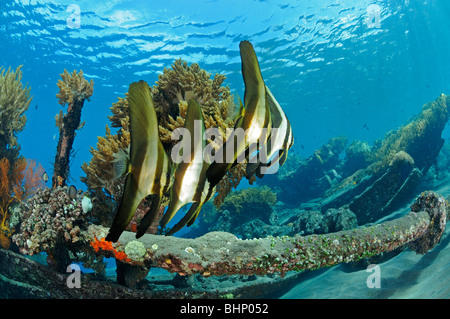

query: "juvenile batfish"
xmin=246 ymin=85 xmax=294 ymax=178
xmin=206 ymin=40 xmax=271 ymax=188
xmin=106 ymin=80 xmax=171 ymax=242
xmin=160 ymin=98 xmax=214 ymax=234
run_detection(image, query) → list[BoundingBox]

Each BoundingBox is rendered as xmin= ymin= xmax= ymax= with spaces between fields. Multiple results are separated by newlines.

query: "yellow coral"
xmin=56 ymin=69 xmax=94 ymax=106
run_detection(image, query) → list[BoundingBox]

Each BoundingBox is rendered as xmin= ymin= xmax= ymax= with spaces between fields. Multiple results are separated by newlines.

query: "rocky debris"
xmin=262 ymin=136 xmax=348 ymax=205
xmin=348 ymin=151 xmax=422 ymax=224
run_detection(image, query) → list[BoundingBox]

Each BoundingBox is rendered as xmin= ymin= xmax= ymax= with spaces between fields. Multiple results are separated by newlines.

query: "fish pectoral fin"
xmin=106 ymin=174 xmax=144 ymax=242
xmin=111 ymin=147 xmax=131 ymax=180
xmin=136 ymin=194 xmax=162 ymax=238
xmin=166 ymin=202 xmax=201 ymax=236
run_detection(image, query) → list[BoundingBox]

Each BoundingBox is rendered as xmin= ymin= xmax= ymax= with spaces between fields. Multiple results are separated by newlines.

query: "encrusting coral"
xmin=82 ymin=59 xmax=247 ymax=232
xmin=90 ymin=236 xmax=131 ymax=262
xmin=53 ymin=69 xmax=94 ymax=189
xmin=83 ymin=190 xmax=446 ymax=280
xmin=0 ymin=66 xmax=32 ymax=164
xmin=12 ymin=187 xmax=88 ymax=259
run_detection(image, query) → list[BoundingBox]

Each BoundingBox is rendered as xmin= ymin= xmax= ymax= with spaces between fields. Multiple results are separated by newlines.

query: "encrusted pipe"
xmin=52 ymin=70 xmax=93 ymax=189
xmin=88 ymin=191 xmax=446 ymax=277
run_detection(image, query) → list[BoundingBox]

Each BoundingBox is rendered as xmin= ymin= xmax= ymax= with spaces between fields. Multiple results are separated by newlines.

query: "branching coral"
xmin=0 ymin=65 xmax=32 ymax=163
xmin=153 ymin=59 xmax=236 ymax=148
xmin=214 ymin=162 xmax=256 ymax=208
xmin=152 ymin=59 xmax=231 ymax=118
xmin=53 ymin=69 xmax=94 ymax=188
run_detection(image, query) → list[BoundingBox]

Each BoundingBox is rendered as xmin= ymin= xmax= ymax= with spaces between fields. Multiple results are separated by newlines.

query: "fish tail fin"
xmin=136 ymin=195 xmax=161 ymax=238
xmin=105 ymin=173 xmax=144 ymax=242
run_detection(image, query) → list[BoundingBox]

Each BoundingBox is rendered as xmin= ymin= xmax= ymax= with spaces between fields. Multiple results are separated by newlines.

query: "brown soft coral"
xmin=152 ymin=59 xmax=231 ymax=117
xmin=0 ymin=66 xmax=32 ymax=162
xmin=81 ymin=95 xmax=130 ymax=195
xmin=153 ymin=59 xmax=236 ymax=148
xmin=56 ymin=69 xmax=94 ymax=106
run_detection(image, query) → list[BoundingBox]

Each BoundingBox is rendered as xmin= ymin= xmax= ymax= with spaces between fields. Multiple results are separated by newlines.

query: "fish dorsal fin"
xmin=127 ymin=80 xmax=161 ymax=170
xmin=240 ymin=40 xmax=265 ymax=114
xmin=185 ymin=98 xmax=204 ymax=157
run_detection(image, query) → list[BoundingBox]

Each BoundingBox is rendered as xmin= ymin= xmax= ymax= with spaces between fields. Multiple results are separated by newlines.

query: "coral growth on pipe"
xmin=52 ymin=69 xmax=93 ymax=189
xmin=86 ymin=191 xmax=446 ymax=278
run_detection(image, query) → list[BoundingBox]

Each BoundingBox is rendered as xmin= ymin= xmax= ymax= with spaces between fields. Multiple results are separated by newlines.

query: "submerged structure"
xmin=0 ymin=41 xmax=448 ymax=298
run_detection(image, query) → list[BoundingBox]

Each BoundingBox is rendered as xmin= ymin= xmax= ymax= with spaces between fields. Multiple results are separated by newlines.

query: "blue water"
xmin=2 ymin=0 xmax=450 ymax=298
xmin=3 ymin=0 xmax=450 ymax=190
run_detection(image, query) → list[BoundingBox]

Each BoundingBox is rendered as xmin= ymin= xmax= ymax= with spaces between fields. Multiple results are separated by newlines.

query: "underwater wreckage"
xmin=0 ymin=41 xmax=448 ymax=298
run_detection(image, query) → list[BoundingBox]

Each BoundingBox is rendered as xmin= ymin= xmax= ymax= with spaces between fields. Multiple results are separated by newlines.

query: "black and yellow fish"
xmin=246 ymin=85 xmax=294 ymax=178
xmin=106 ymin=80 xmax=171 ymax=242
xmin=206 ymin=40 xmax=272 ymax=188
xmin=160 ymin=98 xmax=215 ymax=235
